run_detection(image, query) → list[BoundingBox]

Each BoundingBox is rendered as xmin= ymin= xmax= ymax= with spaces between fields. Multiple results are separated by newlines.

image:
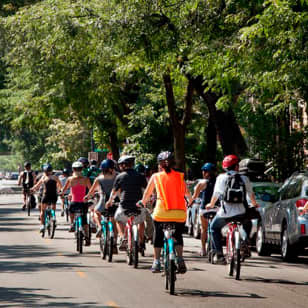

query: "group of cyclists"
xmin=18 ymin=152 xmax=260 ymax=273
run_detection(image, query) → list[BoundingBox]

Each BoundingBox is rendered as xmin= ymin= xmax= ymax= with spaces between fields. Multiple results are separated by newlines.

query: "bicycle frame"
xmin=75 ymin=212 xmax=84 ymax=232
xmin=102 ymin=216 xmax=114 ymax=238
xmin=164 ymin=229 xmax=176 ymax=261
xmin=126 ymin=216 xmax=139 ymax=246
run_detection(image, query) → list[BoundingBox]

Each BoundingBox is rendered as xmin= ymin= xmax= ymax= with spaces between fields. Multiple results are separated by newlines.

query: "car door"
xmin=268 ymin=177 xmax=293 ymax=240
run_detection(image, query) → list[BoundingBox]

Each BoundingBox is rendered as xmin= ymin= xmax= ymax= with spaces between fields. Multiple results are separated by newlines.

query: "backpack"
xmin=223 ymin=172 xmax=246 ymax=204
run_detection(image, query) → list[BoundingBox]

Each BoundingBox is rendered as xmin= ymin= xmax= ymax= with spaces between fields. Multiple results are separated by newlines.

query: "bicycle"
xmin=25 ymin=186 xmax=32 ymax=216
xmin=63 ymin=195 xmax=70 ymax=222
xmin=100 ymin=207 xmax=117 ymax=262
xmin=73 ymin=208 xmax=85 ymax=254
xmin=41 ymin=204 xmax=56 ymax=239
xmin=226 ymin=215 xmax=247 ymax=280
xmin=162 ymin=223 xmax=177 ymax=295
xmin=124 ymin=208 xmax=142 ymax=268
xmin=202 ymin=207 xmax=218 ymax=263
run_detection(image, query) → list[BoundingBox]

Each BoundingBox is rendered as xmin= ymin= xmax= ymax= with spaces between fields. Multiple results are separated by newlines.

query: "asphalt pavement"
xmin=1 ymin=194 xmax=308 ymax=308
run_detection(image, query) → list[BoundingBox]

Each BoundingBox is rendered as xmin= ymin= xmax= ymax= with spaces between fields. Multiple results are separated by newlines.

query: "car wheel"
xmin=256 ymin=224 xmax=271 ymax=256
xmin=281 ymin=225 xmax=298 ymax=262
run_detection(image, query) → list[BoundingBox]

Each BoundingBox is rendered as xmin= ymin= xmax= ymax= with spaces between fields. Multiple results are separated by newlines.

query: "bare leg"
xmin=116 ymin=221 xmax=125 ymax=238
xmin=94 ymin=211 xmax=101 ymax=228
xmin=138 ymin=222 xmax=145 ymax=243
xmin=175 ymin=245 xmax=184 ymax=258
xmin=40 ymin=203 xmax=46 ymax=224
xmin=200 ymin=216 xmax=208 ymax=255
xmin=154 ymin=247 xmax=162 ymax=260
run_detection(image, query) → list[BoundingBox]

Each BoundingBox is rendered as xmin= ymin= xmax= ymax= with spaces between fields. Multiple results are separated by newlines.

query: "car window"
xmin=253 ymin=185 xmax=280 ymax=202
xmin=279 ymin=177 xmax=293 ymax=200
xmin=284 ymin=175 xmax=304 ymax=199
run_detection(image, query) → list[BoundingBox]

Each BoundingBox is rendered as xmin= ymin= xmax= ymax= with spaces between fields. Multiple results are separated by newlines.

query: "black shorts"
xmin=153 ymin=221 xmax=185 ymax=248
xmin=70 ymin=202 xmax=88 ymax=224
xmin=41 ymin=195 xmax=58 ymax=205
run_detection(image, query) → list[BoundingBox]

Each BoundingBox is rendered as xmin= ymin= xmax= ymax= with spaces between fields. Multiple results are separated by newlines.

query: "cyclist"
xmin=105 ymin=155 xmax=147 ymax=251
xmin=87 ymin=159 xmax=100 ymax=184
xmin=85 ymin=159 xmax=118 ymax=240
xmin=206 ymin=155 xmax=259 ymax=264
xmin=191 ymin=163 xmax=217 ymax=256
xmin=59 ymin=169 xmax=70 ymax=216
xmin=139 ymin=151 xmax=192 ymax=273
xmin=61 ymin=161 xmax=92 ymax=244
xmin=18 ymin=162 xmax=37 ymax=210
xmin=31 ymin=164 xmax=62 ymax=233
xmin=78 ymin=157 xmax=90 ymax=177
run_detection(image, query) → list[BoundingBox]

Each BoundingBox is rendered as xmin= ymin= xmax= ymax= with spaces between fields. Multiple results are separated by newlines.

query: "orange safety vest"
xmin=154 ymin=170 xmax=186 ymax=211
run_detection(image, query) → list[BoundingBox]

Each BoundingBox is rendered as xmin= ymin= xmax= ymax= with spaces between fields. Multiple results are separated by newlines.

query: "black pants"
xmin=153 ymin=221 xmax=185 ymax=248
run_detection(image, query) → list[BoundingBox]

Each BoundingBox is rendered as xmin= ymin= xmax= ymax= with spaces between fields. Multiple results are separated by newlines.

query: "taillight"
xmin=301 ymin=224 xmax=306 ymax=235
xmin=296 ymin=198 xmax=308 ymax=216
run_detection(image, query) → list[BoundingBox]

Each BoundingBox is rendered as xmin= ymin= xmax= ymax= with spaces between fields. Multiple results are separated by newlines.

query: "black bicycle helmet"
xmin=62 ymin=168 xmax=69 ymax=175
xmin=118 ymin=155 xmax=135 ymax=165
xmin=135 ymin=163 xmax=145 ymax=174
xmin=90 ymin=159 xmax=97 ymax=166
xmin=78 ymin=157 xmax=89 ymax=165
xmin=43 ymin=163 xmax=52 ymax=172
xmin=24 ymin=162 xmax=31 ymax=168
xmin=100 ymin=159 xmax=115 ymax=170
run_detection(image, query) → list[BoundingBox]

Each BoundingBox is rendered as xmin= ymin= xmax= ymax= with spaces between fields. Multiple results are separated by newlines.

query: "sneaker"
xmin=177 ymin=258 xmax=187 ymax=274
xmin=85 ymin=238 xmax=91 ymax=246
xmin=151 ymin=261 xmax=161 ymax=273
xmin=96 ymin=227 xmax=102 ymax=238
xmin=118 ymin=238 xmax=127 ymax=251
xmin=61 ymin=210 xmax=65 ymax=217
xmin=213 ymin=254 xmax=226 ymax=265
xmin=68 ymin=224 xmax=74 ymax=232
xmin=113 ymin=245 xmax=118 ymax=254
xmin=22 ymin=205 xmax=26 ymax=211
xmin=200 ymin=250 xmax=207 ymax=257
xmin=39 ymin=225 xmax=45 ymax=233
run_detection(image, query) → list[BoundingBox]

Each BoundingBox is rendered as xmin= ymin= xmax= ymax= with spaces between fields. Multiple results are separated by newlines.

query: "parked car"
xmin=6 ymin=172 xmax=19 ymax=180
xmin=186 ymin=198 xmax=202 ymax=239
xmin=250 ymin=182 xmax=281 ymax=241
xmin=256 ymin=171 xmax=308 ymax=261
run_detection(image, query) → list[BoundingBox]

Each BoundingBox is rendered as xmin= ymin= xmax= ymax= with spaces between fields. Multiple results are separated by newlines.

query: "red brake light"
xmin=296 ymin=199 xmax=308 ymax=209
xmin=301 ymin=224 xmax=306 ymax=235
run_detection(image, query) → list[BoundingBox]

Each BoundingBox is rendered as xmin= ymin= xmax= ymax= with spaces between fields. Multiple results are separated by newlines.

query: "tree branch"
xmin=182 ymin=78 xmax=194 ymax=128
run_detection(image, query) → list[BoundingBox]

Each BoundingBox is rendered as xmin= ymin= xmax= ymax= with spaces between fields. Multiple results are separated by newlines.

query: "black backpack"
xmin=223 ymin=172 xmax=246 ymax=204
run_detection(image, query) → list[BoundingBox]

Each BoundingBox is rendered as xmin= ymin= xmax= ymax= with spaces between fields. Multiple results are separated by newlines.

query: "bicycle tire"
xmin=164 ymin=246 xmax=169 ymax=290
xmin=133 ymin=240 xmax=139 ymax=268
xmin=103 ymin=230 xmax=108 ymax=259
xmin=169 ymin=259 xmax=176 ymax=295
xmin=108 ymin=236 xmax=113 ymax=263
xmin=127 ymin=229 xmax=133 ymax=266
xmin=47 ymin=214 xmax=51 ymax=237
xmin=27 ymin=195 xmax=31 ymax=216
xmin=235 ymin=248 xmax=241 ymax=280
xmin=78 ymin=231 xmax=83 ymax=254
xmin=50 ymin=220 xmax=56 ymax=239
xmin=65 ymin=208 xmax=69 ymax=223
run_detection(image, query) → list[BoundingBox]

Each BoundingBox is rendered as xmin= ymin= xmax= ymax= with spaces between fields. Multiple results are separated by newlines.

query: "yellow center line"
xmin=76 ymin=271 xmax=86 ymax=278
xmin=106 ymin=301 xmax=119 ymax=308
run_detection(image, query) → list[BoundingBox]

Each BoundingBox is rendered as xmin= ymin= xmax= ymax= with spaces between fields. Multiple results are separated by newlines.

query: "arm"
xmin=32 ymin=172 xmax=37 ymax=185
xmin=61 ymin=178 xmax=71 ymax=196
xmin=105 ymin=188 xmax=120 ymax=208
xmin=140 ymin=175 xmax=156 ymax=205
xmin=191 ymin=181 xmax=207 ymax=201
xmin=18 ymin=172 xmax=23 ymax=186
xmin=245 ymin=177 xmax=259 ymax=208
xmin=85 ymin=179 xmax=99 ymax=199
xmin=184 ymin=181 xmax=193 ymax=205
xmin=55 ymin=176 xmax=62 ymax=192
xmin=31 ymin=177 xmax=44 ymax=192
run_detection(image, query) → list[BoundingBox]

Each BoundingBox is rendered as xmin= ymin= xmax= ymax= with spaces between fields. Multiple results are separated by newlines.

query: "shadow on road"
xmin=243 ymin=276 xmax=308 ymax=285
xmin=0 ymin=244 xmax=57 ymax=259
xmin=0 ymin=287 xmax=104 ymax=307
xmin=175 ymin=288 xmax=265 ymax=299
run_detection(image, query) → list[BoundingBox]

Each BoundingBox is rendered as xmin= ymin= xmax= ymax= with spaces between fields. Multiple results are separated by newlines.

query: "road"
xmin=1 ymin=194 xmax=308 ymax=308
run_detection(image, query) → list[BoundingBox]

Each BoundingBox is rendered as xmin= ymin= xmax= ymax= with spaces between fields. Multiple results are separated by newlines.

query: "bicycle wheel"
xmin=77 ymin=230 xmax=83 ymax=254
xmin=50 ymin=220 xmax=56 ymax=239
xmin=108 ymin=236 xmax=113 ymax=263
xmin=102 ymin=230 xmax=108 ymax=259
xmin=169 ymin=259 xmax=176 ymax=295
xmin=227 ymin=235 xmax=235 ymax=276
xmin=235 ymin=248 xmax=241 ymax=280
xmin=27 ymin=195 xmax=31 ymax=216
xmin=133 ymin=240 xmax=139 ymax=268
xmin=127 ymin=228 xmax=133 ymax=266
xmin=47 ymin=215 xmax=51 ymax=238
xmin=164 ymin=246 xmax=169 ymax=290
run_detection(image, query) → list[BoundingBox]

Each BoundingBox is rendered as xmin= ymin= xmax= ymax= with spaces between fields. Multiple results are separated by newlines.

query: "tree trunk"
xmin=192 ymin=77 xmax=247 ymax=157
xmin=206 ymin=116 xmax=217 ymax=163
xmin=109 ymin=129 xmax=120 ymax=161
xmin=163 ymin=73 xmax=194 ymax=172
